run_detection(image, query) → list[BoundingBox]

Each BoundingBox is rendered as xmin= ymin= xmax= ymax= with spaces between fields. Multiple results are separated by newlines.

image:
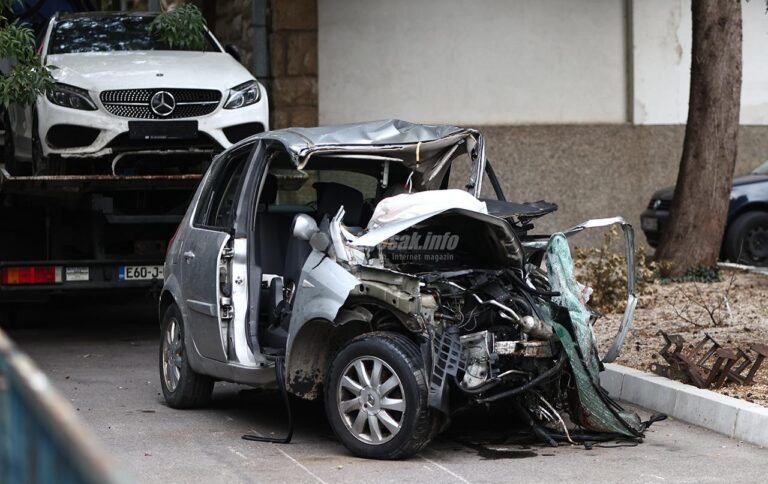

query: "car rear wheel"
xmin=3 ymin=111 xmax=16 ymax=174
xmin=725 ymin=211 xmax=768 ymax=267
xmin=31 ymin=113 xmax=62 ymax=176
xmin=324 ymin=332 xmax=434 ymax=459
xmin=159 ymin=304 xmax=214 ymax=408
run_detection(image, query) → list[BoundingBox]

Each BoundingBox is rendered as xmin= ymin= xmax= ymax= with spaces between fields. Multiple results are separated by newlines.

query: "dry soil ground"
xmin=594 ymin=268 xmax=768 ymax=406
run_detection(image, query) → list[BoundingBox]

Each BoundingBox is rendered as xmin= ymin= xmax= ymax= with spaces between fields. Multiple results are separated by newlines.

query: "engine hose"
xmin=506 ymin=295 xmax=532 ymax=315
xmin=452 ymin=373 xmax=503 ymax=395
xmin=475 ymin=352 xmax=566 ymax=404
xmin=508 ymin=271 xmax=560 ymax=298
xmin=242 ymin=356 xmax=293 ymax=444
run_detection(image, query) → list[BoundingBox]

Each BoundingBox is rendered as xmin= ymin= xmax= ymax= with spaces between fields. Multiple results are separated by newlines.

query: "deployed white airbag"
xmin=351 ymin=189 xmax=488 ymax=247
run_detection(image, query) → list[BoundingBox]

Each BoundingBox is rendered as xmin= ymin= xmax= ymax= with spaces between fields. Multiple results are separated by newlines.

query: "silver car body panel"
xmin=162 ymin=120 xmax=636 ymax=392
xmin=286 ymin=251 xmax=361 ymax=349
xmin=232 ymin=237 xmax=262 ymax=366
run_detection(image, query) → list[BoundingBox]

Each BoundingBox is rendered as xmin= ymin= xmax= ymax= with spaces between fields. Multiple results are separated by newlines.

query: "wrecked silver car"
xmin=159 ymin=120 xmax=653 ymax=459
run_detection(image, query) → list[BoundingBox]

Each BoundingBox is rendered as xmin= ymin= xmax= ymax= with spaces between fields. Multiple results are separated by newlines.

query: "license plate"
xmin=119 ymin=265 xmax=164 ymax=281
xmin=128 ymin=121 xmax=198 ymax=140
xmin=641 ymin=217 xmax=659 ymax=231
xmin=65 ymin=267 xmax=89 ymax=282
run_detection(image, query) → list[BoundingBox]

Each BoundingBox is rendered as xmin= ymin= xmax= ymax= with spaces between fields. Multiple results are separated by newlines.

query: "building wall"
xmin=269 ymin=0 xmax=318 ymax=128
xmin=203 ymin=0 xmax=318 ymax=129
xmin=319 ymin=0 xmax=768 ymax=126
xmin=208 ymin=1 xmax=768 ymax=247
xmin=482 ymin=125 xmax=768 ymax=247
xmin=315 ymin=0 xmax=768 ymax=247
xmin=632 ymin=0 xmax=768 ymax=125
xmin=318 ymin=0 xmax=629 ymax=125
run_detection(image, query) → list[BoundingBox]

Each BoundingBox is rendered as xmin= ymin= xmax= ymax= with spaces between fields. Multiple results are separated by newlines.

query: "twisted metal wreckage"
xmin=272 ymin=121 xmax=662 ymax=447
xmin=162 ymin=120 xmax=664 ymax=458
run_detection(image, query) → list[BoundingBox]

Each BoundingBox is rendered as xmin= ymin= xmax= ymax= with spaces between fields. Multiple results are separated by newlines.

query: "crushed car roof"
xmin=247 ymin=119 xmax=480 ymax=167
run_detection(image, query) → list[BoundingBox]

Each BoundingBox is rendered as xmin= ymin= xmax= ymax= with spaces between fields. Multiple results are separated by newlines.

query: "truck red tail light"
xmin=1 ymin=266 xmax=60 ymax=285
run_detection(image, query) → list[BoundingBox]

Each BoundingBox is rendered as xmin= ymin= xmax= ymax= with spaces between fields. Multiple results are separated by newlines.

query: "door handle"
xmin=183 ymin=250 xmax=196 ymax=263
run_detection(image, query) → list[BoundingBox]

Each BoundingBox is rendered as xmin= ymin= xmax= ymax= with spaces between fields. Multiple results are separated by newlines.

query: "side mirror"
xmin=292 ymin=214 xmax=318 ymax=241
xmin=225 ymin=44 xmax=242 ymax=63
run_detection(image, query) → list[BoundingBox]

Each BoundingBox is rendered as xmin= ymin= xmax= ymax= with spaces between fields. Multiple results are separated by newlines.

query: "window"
xmin=48 ymin=15 xmax=219 ymax=54
xmin=444 ymin=153 xmax=502 ymax=200
xmin=270 ymin=169 xmax=379 ymax=207
xmin=194 ymin=145 xmax=252 ymax=229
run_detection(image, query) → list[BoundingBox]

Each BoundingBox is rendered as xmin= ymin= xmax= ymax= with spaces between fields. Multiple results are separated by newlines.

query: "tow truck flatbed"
xmin=0 ymin=166 xmax=201 ymax=304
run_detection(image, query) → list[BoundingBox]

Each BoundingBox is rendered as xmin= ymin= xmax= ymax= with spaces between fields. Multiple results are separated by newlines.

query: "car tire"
xmin=724 ymin=211 xmax=768 ymax=267
xmin=1 ymin=111 xmax=29 ymax=176
xmin=324 ymin=331 xmax=434 ymax=459
xmin=159 ymin=304 xmax=214 ymax=408
xmin=31 ymin=113 xmax=62 ymax=176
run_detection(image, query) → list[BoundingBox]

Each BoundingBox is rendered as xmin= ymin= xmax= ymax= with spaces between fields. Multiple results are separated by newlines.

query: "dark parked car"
xmin=640 ymin=161 xmax=768 ymax=266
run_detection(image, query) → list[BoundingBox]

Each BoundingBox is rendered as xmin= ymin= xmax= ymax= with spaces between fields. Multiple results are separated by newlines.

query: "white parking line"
xmin=247 ymin=428 xmax=329 ymax=484
xmin=274 ymin=447 xmax=329 ymax=484
xmin=417 ymin=454 xmax=472 ymax=484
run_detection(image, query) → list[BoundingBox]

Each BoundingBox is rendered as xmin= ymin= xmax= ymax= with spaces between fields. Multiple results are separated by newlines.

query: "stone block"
xmin=272 ymin=0 xmax=317 ymax=31
xmin=286 ymin=31 xmax=318 ymax=76
xmin=272 ymin=77 xmax=317 ymax=107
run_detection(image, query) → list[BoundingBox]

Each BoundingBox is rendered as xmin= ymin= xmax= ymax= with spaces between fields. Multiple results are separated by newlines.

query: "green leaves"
xmin=0 ymin=16 xmax=53 ymax=106
xmin=149 ymin=4 xmax=208 ymax=52
xmin=0 ymin=62 xmax=53 ymax=106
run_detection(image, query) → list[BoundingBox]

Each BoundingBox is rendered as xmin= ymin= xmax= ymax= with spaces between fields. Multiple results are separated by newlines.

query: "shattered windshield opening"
xmin=48 ymin=16 xmax=219 ymax=54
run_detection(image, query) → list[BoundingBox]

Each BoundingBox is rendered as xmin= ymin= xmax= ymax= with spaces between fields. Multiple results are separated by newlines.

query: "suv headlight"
xmin=46 ymin=83 xmax=97 ymax=111
xmin=224 ymin=80 xmax=261 ymax=109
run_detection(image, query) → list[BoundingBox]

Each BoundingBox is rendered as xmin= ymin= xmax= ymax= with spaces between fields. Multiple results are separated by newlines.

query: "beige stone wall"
xmin=202 ymin=0 xmax=318 ymax=129
xmin=196 ymin=0 xmax=256 ymax=73
xmin=269 ymin=0 xmax=318 ymax=128
xmin=481 ymin=124 xmax=768 ymax=248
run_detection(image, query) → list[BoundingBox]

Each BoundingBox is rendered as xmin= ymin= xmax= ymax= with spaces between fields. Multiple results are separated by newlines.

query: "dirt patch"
xmin=592 ymin=268 xmax=768 ymax=406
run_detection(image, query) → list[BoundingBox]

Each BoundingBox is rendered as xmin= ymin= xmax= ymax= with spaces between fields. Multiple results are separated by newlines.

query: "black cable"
xmin=475 ymin=352 xmax=566 ymax=403
xmin=241 ymin=356 xmax=293 ymax=444
xmin=452 ymin=373 xmax=503 ymax=395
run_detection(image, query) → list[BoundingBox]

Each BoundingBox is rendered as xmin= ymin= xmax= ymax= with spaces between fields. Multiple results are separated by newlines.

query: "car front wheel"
xmin=159 ymin=304 xmax=214 ymax=408
xmin=725 ymin=211 xmax=768 ymax=267
xmin=324 ymin=332 xmax=434 ymax=459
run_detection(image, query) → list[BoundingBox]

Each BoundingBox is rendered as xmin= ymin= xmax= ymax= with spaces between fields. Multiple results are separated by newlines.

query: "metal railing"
xmin=0 ymin=328 xmax=129 ymax=484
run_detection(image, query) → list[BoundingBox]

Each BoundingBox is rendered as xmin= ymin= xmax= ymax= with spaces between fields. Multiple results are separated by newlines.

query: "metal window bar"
xmin=0 ymin=328 xmax=129 ymax=484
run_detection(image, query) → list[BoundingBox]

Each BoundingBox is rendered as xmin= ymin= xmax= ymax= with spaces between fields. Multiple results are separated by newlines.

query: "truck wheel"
xmin=324 ymin=332 xmax=433 ymax=459
xmin=159 ymin=304 xmax=214 ymax=408
xmin=724 ymin=211 xmax=768 ymax=267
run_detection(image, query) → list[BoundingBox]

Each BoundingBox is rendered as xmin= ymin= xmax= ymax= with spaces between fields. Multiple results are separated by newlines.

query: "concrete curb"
xmin=718 ymin=261 xmax=768 ymax=277
xmin=600 ymin=363 xmax=768 ymax=447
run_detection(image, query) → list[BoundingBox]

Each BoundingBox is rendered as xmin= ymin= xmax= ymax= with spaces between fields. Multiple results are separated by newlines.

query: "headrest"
xmin=260 ymin=174 xmax=278 ymax=205
xmin=313 ymin=182 xmax=364 ymax=226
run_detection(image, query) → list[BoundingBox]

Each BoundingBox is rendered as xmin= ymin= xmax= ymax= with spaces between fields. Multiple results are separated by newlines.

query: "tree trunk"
xmin=656 ymin=0 xmax=742 ymax=276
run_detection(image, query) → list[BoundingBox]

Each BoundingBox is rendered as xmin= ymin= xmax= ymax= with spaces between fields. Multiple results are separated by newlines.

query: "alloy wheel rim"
xmin=162 ymin=318 xmax=183 ymax=392
xmin=337 ymin=356 xmax=406 ymax=445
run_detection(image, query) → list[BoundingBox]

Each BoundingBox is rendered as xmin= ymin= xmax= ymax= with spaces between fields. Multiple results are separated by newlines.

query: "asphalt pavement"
xmin=5 ymin=300 xmax=768 ymax=484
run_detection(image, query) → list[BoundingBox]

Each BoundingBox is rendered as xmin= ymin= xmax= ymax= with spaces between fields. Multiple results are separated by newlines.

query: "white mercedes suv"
xmin=4 ymin=11 xmax=269 ymax=176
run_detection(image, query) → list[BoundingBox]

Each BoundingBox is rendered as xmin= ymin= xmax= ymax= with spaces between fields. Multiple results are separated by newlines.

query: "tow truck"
xmin=0 ymin=167 xmax=200 ymax=316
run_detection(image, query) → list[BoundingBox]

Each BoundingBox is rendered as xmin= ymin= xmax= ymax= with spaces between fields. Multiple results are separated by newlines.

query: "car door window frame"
xmin=193 ymin=142 xmax=255 ymax=232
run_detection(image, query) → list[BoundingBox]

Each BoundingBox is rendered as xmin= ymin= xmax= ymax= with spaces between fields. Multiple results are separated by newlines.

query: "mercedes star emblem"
xmin=150 ymin=90 xmax=176 ymax=117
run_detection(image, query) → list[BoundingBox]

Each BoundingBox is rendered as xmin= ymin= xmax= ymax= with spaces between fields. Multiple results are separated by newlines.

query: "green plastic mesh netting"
xmin=544 ymin=233 xmax=643 ymax=437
